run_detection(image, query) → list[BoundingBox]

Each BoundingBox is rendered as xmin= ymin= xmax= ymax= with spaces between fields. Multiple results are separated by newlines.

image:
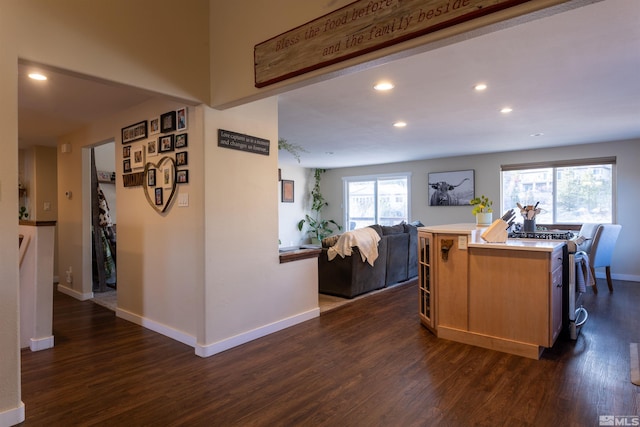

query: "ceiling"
xmin=18 ymin=1 xmax=640 ymax=169
xmin=18 ymin=65 xmax=158 ymax=148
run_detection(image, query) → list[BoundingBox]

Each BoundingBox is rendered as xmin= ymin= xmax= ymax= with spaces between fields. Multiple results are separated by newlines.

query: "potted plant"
xmin=297 ymin=168 xmax=342 ymax=244
xmin=470 ymin=195 xmax=493 ymax=226
xmin=278 ymin=138 xmax=307 ymax=163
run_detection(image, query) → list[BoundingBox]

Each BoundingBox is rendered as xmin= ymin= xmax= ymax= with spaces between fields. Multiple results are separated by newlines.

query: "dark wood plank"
xmin=20 ymin=278 xmax=640 ymax=425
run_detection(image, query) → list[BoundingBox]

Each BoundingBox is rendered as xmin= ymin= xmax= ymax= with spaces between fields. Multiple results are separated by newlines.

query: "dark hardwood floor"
xmin=20 ymin=279 xmax=639 ymax=426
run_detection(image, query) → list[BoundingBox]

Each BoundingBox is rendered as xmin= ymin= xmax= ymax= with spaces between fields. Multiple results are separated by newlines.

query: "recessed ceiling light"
xmin=530 ymin=133 xmax=545 ymax=137
xmin=500 ymin=107 xmax=513 ymax=114
xmin=28 ymin=73 xmax=47 ymax=81
xmin=374 ymin=81 xmax=394 ymax=91
xmin=393 ymin=121 xmax=407 ymax=128
xmin=474 ymin=83 xmax=487 ymax=91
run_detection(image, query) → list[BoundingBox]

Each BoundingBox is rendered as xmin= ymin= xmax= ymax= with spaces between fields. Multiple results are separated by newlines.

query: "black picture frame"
xmin=176 ymin=151 xmax=188 ymax=166
xmin=428 ymin=169 xmax=475 ymax=206
xmin=123 ymin=145 xmax=131 ymax=158
xmin=160 ymin=111 xmax=176 ymax=133
xmin=176 ymin=170 xmax=189 ymax=184
xmin=122 ymin=120 xmax=147 ymax=144
xmin=123 ymin=159 xmax=132 ymax=173
xmin=155 ymin=187 xmax=163 ymax=205
xmin=175 ymin=133 xmax=188 ymax=148
xmin=147 ymin=168 xmax=156 ymax=187
xmin=281 ymin=180 xmax=294 ymax=203
xmin=158 ymin=135 xmax=175 ymax=153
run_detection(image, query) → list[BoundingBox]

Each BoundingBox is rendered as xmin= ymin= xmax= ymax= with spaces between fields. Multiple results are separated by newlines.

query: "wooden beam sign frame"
xmin=255 ymin=0 xmax=533 ymax=87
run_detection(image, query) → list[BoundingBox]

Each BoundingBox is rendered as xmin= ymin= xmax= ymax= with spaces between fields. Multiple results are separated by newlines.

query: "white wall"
xmin=320 ymin=139 xmax=640 ymax=281
xmin=14 ymin=0 xmax=210 ymax=104
xmin=0 ymin=11 xmax=23 ymax=422
xmin=57 ymin=99 xmax=204 ymax=344
xmin=200 ymin=98 xmax=319 ymax=355
xmin=278 ymin=164 xmax=310 ymax=247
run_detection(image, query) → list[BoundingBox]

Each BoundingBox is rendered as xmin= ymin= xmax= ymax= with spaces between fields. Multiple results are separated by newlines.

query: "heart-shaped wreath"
xmin=143 ymin=156 xmax=177 ymax=213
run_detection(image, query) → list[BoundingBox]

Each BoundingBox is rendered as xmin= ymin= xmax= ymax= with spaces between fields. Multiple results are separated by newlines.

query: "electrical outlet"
xmin=458 ymin=235 xmax=468 ymax=250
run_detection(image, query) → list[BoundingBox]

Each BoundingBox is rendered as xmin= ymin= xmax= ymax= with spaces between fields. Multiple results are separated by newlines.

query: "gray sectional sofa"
xmin=318 ymin=222 xmax=421 ymax=298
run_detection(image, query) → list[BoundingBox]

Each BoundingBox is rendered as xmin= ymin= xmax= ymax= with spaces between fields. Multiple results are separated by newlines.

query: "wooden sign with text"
xmin=122 ymin=172 xmax=144 ymax=187
xmin=255 ymin=0 xmax=533 ymax=87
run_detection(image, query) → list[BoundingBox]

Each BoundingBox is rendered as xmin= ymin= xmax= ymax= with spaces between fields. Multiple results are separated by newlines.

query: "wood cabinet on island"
xmin=418 ymin=224 xmax=565 ymax=359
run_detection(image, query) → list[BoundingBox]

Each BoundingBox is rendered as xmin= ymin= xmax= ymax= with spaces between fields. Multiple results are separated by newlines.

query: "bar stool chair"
xmin=576 ymin=223 xmax=622 ymax=293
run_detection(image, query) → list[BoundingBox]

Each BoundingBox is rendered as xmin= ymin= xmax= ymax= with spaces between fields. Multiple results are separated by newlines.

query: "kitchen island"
xmin=418 ymin=224 xmax=565 ymax=359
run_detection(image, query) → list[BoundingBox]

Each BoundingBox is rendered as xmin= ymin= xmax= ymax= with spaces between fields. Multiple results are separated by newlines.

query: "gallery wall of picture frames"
xmin=121 ymin=106 xmax=189 ymax=213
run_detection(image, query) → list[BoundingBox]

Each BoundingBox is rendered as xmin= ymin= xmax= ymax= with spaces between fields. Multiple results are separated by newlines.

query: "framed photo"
xmin=176 ymin=107 xmax=187 ymax=131
xmin=428 ymin=169 xmax=475 ymax=206
xmin=176 ymin=169 xmax=189 ymax=184
xmin=175 ymin=133 xmax=188 ymax=148
xmin=162 ymin=164 xmax=174 ymax=189
xmin=147 ymin=168 xmax=156 ymax=187
xmin=122 ymin=120 xmax=147 ymax=144
xmin=158 ymin=135 xmax=174 ymax=153
xmin=97 ymin=170 xmax=113 ymax=183
xmin=132 ymin=145 xmax=145 ymax=169
xmin=123 ymin=145 xmax=131 ymax=158
xmin=155 ymin=187 xmax=163 ymax=205
xmin=281 ymin=179 xmax=294 ymax=203
xmin=149 ymin=116 xmax=160 ymax=135
xmin=123 ymin=159 xmax=132 ymax=173
xmin=160 ymin=111 xmax=176 ymax=133
xmin=176 ymin=151 xmax=188 ymax=166
xmin=147 ymin=139 xmax=158 ymax=157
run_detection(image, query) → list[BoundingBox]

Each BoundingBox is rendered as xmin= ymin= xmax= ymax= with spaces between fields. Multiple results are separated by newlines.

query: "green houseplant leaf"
xmin=470 ymin=195 xmax=493 ymax=215
xmin=298 ymin=169 xmax=342 ymax=242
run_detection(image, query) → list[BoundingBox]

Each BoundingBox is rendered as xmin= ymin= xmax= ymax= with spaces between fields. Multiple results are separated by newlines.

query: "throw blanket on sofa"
xmin=327 ymin=227 xmax=381 ymax=266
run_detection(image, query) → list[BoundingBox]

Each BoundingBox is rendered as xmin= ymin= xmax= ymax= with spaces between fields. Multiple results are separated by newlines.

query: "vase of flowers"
xmin=470 ymin=195 xmax=493 ymax=226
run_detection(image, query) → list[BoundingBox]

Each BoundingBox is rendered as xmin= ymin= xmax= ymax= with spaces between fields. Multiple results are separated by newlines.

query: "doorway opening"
xmin=90 ymin=142 xmax=117 ymax=311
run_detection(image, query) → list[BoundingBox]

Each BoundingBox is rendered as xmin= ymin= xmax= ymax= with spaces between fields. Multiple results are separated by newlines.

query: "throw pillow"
xmin=381 ymin=223 xmax=406 ymax=235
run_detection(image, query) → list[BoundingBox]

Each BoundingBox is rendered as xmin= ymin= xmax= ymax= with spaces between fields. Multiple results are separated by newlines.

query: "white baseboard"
xmin=115 ymin=306 xmax=319 ymax=358
xmin=116 ymin=307 xmax=196 ymax=348
xmin=30 ymin=336 xmax=54 ymax=352
xmin=0 ymin=402 xmax=25 ymax=427
xmin=57 ymin=284 xmax=93 ymax=301
xmin=606 ymin=272 xmax=640 ymax=283
xmin=195 ymin=308 xmax=319 ymax=358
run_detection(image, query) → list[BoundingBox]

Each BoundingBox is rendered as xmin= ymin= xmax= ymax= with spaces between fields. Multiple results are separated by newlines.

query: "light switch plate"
xmin=178 ymin=193 xmax=189 ymax=207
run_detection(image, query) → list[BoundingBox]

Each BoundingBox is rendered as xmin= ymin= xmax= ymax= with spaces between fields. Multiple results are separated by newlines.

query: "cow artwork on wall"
xmin=428 ymin=170 xmax=475 ymax=207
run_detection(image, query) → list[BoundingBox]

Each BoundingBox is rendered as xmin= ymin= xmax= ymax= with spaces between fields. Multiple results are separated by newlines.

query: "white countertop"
xmin=419 ymin=223 xmax=565 ymax=252
xmin=468 ymin=239 xmax=564 ymax=252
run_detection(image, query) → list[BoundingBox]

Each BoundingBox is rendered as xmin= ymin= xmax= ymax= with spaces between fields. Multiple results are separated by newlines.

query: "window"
xmin=501 ymin=157 xmax=615 ymax=224
xmin=344 ymin=173 xmax=410 ymax=230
